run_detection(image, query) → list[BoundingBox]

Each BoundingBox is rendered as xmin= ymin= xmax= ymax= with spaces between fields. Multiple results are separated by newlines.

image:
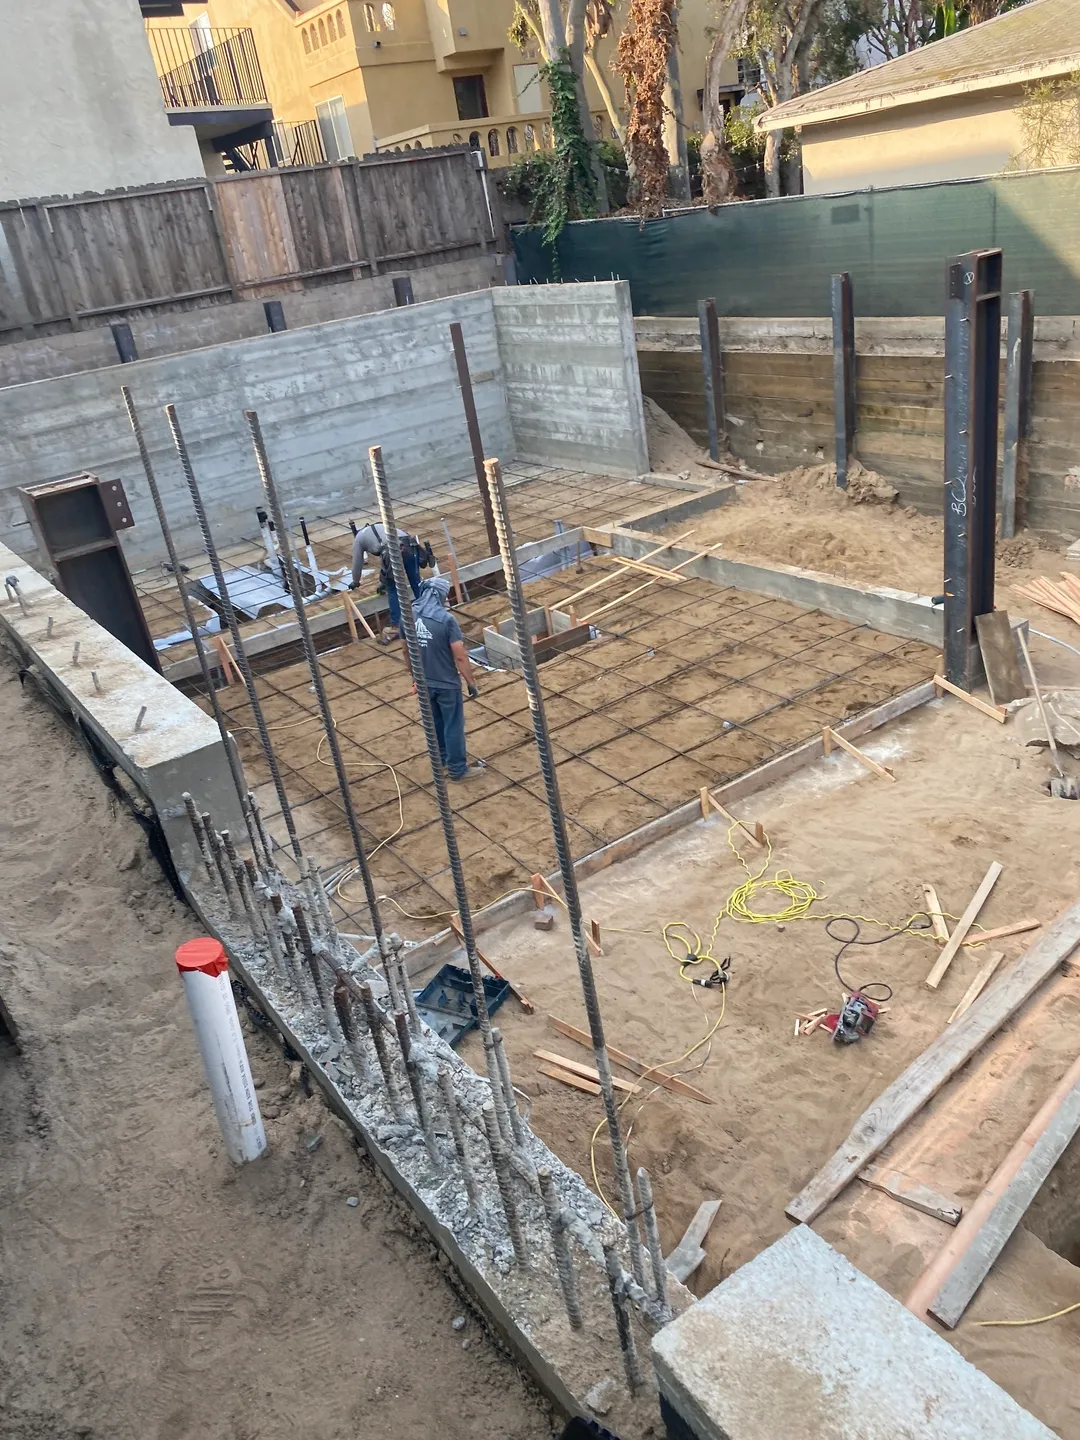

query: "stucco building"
xmin=144 ymin=0 xmax=742 ymax=171
xmin=759 ymin=0 xmax=1080 ymax=196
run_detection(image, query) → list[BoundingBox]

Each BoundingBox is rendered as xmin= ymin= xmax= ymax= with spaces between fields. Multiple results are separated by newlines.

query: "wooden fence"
xmin=0 ymin=147 xmax=494 ymax=342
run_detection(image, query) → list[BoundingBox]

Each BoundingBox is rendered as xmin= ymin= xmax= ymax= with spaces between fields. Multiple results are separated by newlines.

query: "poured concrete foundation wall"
xmin=494 ymin=282 xmax=650 ymax=478
xmin=0 ymin=290 xmax=512 ymax=568
xmin=0 ymin=257 xmax=506 ymax=389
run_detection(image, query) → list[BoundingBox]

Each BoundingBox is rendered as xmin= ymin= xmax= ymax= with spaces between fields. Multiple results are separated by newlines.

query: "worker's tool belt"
xmin=378 ymin=534 xmax=433 ymax=589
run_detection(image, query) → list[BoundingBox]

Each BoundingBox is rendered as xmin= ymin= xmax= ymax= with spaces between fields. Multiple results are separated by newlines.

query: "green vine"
xmin=531 ymin=49 xmax=598 ymax=250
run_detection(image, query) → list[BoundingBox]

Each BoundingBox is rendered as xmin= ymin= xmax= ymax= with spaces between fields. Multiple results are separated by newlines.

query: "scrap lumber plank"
xmin=533 ymin=1049 xmax=641 ymax=1095
xmin=909 ymin=1051 xmax=1080 ymax=1328
xmin=448 ymin=917 xmax=535 ymax=1014
xmin=581 ymin=541 xmax=725 ymax=624
xmin=343 ymin=592 xmax=377 ymax=642
xmin=933 ymin=673 xmax=1008 ymax=723
xmin=925 ymin=863 xmax=1003 ymax=989
xmin=822 ymin=726 xmax=896 ymax=781
xmin=538 ymin=1062 xmax=600 ymax=1096
xmin=581 ymin=526 xmax=614 ymax=548
xmin=858 ymin=1165 xmax=963 ymax=1225
xmin=701 ymin=789 xmax=765 ymax=846
xmin=785 ymin=894 xmax=1080 ymax=1225
xmin=530 ymin=874 xmax=602 ymax=956
xmin=209 ymin=634 xmax=241 ymax=685
xmin=948 ymin=951 xmax=1006 ymax=1025
xmin=548 ymin=1016 xmax=713 ymax=1104
xmin=975 ymin=611 xmax=1027 ymax=707
xmin=610 ymin=555 xmax=688 ymax=582
xmin=922 ymin=883 xmax=951 ymax=944
xmin=665 ymin=1199 xmax=723 ymax=1282
xmin=560 ymin=529 xmax=696 ymax=607
xmin=961 ymin=918 xmax=1040 ymax=947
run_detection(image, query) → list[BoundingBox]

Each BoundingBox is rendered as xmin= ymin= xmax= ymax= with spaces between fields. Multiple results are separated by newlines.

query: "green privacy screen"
xmin=511 ymin=167 xmax=1080 ymax=316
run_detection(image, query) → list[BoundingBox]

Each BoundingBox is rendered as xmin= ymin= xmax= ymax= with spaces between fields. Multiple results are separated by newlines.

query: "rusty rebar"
xmin=492 ymin=1027 xmax=525 ymax=1149
xmin=182 ymin=792 xmax=215 ymax=883
xmin=482 ymin=1102 xmax=528 ymax=1268
xmin=604 ymin=1243 xmax=642 ymax=1393
xmin=636 ymin=1166 xmax=669 ymax=1312
xmin=359 ymin=980 xmax=404 ymax=1121
xmin=438 ymin=1065 xmax=479 ymax=1208
xmin=334 ymin=981 xmax=372 ymax=1084
xmin=538 ymin=1168 xmax=582 ymax=1330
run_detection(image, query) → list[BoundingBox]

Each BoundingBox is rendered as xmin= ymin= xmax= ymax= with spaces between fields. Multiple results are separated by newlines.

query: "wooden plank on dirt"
xmin=785 ymin=894 xmax=1080 ymax=1225
xmin=975 ymin=612 xmax=1027 ymax=707
xmin=858 ymin=1164 xmax=963 ymax=1225
xmin=948 ymin=951 xmax=1006 ymax=1025
xmin=925 ymin=863 xmax=1003 ymax=989
xmin=548 ymin=1016 xmax=713 ymax=1104
xmin=912 ymin=1052 xmax=1080 ymax=1328
xmin=933 ymin=673 xmax=1008 ymax=724
xmin=922 ymin=883 xmax=951 ymax=944
xmin=961 ymin=918 xmax=1041 ymax=947
xmin=533 ymin=1049 xmax=641 ymax=1095
xmin=665 ymin=1199 xmax=723 ymax=1282
xmin=538 ymin=1062 xmax=600 ymax=1096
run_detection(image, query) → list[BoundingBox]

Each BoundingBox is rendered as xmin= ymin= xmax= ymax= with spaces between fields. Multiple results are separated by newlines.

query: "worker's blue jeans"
xmin=429 ymin=686 xmax=467 ymax=778
xmin=386 ymin=551 xmax=423 ymax=628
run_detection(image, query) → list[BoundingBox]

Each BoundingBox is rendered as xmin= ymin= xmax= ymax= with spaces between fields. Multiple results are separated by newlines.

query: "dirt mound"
xmin=643 ymin=395 xmax=725 ymax=484
xmin=778 ymin=457 xmax=899 ymax=506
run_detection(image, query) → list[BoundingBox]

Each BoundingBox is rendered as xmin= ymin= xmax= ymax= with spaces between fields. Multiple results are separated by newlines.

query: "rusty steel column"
xmin=449 ymin=321 xmax=500 ymax=555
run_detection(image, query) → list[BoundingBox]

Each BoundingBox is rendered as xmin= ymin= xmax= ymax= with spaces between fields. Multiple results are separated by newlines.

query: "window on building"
xmin=190 ymin=12 xmax=213 ymax=53
xmin=506 ymin=126 xmax=518 ymax=154
xmin=453 ymin=74 xmax=488 ymax=122
xmin=487 ymin=128 xmax=500 ymax=156
xmin=316 ymin=96 xmax=354 ymax=161
xmin=381 ymin=2 xmax=396 ymax=29
xmin=512 ymin=63 xmax=540 ymax=113
xmin=303 ymin=27 xmax=311 ymax=52
xmin=336 ymin=10 xmax=345 ymax=38
xmin=522 ymin=123 xmax=535 ymax=151
xmin=364 ymin=2 xmax=378 ymax=31
xmin=318 ymin=17 xmax=327 ymax=45
xmin=309 ymin=24 xmax=318 ymax=48
xmin=737 ymin=56 xmax=761 ymax=88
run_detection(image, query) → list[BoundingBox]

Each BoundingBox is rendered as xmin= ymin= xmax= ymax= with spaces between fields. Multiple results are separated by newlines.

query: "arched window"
xmin=303 ymin=27 xmax=311 ymax=52
xmin=487 ymin=129 xmax=500 ymax=156
xmin=318 ymin=17 xmax=327 ymax=45
xmin=451 ymin=132 xmax=462 ymax=143
xmin=593 ymin=114 xmax=604 ymax=138
xmin=523 ymin=123 xmax=535 ymax=151
xmin=381 ymin=2 xmax=396 ymax=29
xmin=506 ymin=126 xmax=518 ymax=154
xmin=540 ymin=120 xmax=552 ymax=148
xmin=468 ymin=130 xmax=481 ymax=150
xmin=310 ymin=24 xmax=319 ymax=48
xmin=335 ymin=10 xmax=344 ymax=38
xmin=363 ymin=2 xmax=377 ymax=30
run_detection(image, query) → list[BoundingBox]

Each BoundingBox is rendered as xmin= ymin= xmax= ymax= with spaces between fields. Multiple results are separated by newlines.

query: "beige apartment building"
xmin=145 ymin=0 xmax=743 ymax=171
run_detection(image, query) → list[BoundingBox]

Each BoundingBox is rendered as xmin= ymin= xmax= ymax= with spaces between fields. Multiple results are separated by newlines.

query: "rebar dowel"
xmin=255 ymin=886 xmax=286 ymax=973
xmin=122 ymin=389 xmax=260 ymax=857
xmin=243 ymin=409 xmax=391 ymax=959
xmin=492 ymin=1027 xmax=526 ymax=1148
xmin=392 ymin=1015 xmax=440 ymax=1169
xmin=359 ymin=981 xmax=405 ymax=1120
xmin=438 ymin=1065 xmax=479 ymax=1208
xmin=604 ymin=1243 xmax=643 ymax=1393
xmin=182 ymin=792 xmax=216 ymax=883
xmin=231 ymin=858 xmax=266 ymax=943
xmin=538 ymin=1168 xmax=583 ymax=1330
xmin=367 ymin=443 xmax=512 ymax=1145
xmin=485 ymin=457 xmax=645 ymax=1287
xmin=72 ymin=641 xmax=80 ymax=665
xmin=333 ymin=982 xmax=372 ymax=1083
xmin=269 ymin=893 xmax=302 ymax=989
xmin=164 ymin=402 xmax=302 ymax=860
xmin=208 ymin=827 xmax=243 ymax=918
xmin=201 ymin=812 xmax=233 ymax=897
xmin=482 ymin=1102 xmax=529 ymax=1268
xmin=394 ymin=943 xmax=422 ymax=1036
xmin=246 ymin=790 xmax=275 ymax=872
xmin=293 ymin=904 xmax=327 ymax=1005
xmin=636 ymin=1166 xmax=669 ymax=1311
xmin=304 ymin=856 xmax=337 ymax=938
xmin=382 ymin=945 xmax=404 ymax=1014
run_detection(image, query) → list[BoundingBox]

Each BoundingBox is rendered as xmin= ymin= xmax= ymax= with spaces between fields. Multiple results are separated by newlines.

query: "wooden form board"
xmin=665 ymin=1198 xmax=723 ymax=1282
xmin=858 ymin=1165 xmax=963 ymax=1226
xmin=975 ymin=612 xmax=1027 ymax=707
xmin=925 ymin=863 xmax=1003 ymax=989
xmin=786 ymin=894 xmax=1080 ymax=1225
xmin=538 ymin=1062 xmax=600 ymax=1095
xmin=533 ymin=1049 xmax=641 ymax=1094
xmin=933 ymin=674 xmax=1007 ymax=723
xmin=948 ymin=951 xmax=1006 ymax=1025
xmin=548 ymin=1016 xmax=712 ymax=1104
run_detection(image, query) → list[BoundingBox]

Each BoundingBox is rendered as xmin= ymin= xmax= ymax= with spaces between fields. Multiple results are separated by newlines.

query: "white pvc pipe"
xmin=176 ymin=938 xmax=267 ymax=1165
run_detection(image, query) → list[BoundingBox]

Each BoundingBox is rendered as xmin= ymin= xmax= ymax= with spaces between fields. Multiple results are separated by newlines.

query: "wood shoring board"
xmin=858 ymin=1165 xmax=963 ymax=1225
xmin=975 ymin=611 xmax=1027 ymax=707
xmin=530 ymin=873 xmax=603 ymax=956
xmin=822 ymin=725 xmax=896 ymax=780
xmin=785 ymin=895 xmax=1080 ymax=1225
xmin=913 ymin=1052 xmax=1080 ymax=1328
xmin=448 ymin=917 xmax=535 ymax=1014
xmin=548 ymin=1016 xmax=713 ymax=1104
xmin=933 ymin=673 xmax=1008 ymax=724
xmin=925 ymin=863 xmax=1003 ymax=989
xmin=948 ymin=951 xmax=1006 ymax=1025
xmin=559 ymin=529 xmax=696 ymax=608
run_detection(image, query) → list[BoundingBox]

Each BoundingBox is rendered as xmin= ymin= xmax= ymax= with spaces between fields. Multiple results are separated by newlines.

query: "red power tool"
xmin=825 ymin=992 xmax=879 ymax=1045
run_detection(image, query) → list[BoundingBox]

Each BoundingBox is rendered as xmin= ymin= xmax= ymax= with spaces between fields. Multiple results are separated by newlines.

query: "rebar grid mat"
xmin=133 ymin=465 xmax=694 ymax=648
xmin=195 ymin=543 xmax=937 ymax=939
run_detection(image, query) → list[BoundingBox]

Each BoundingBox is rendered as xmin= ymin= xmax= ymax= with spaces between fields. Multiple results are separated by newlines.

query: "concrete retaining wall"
xmin=494 ymin=282 xmax=649 ymax=478
xmin=0 ymin=257 xmax=505 ymax=389
xmin=0 ymin=290 xmax=513 ymax=569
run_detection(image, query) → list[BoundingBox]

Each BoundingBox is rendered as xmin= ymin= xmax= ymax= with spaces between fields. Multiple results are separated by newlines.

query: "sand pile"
xmin=643 ymin=395 xmax=727 ymax=484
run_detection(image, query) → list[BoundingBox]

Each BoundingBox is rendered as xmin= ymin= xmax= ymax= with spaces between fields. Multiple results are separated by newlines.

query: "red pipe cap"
xmin=175 ymin=937 xmax=229 ymax=978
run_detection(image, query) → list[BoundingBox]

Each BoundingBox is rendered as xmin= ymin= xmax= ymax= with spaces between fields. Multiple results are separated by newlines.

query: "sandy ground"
xmin=465 ymin=689 xmax=1080 ymax=1438
xmin=0 ymin=653 xmax=554 ymax=1440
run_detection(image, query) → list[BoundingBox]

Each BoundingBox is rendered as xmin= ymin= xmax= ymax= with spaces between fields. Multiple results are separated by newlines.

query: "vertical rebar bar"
xmin=294 ymin=904 xmax=337 ymax=1037
xmin=394 ymin=942 xmax=422 ymax=1036
xmin=201 ymin=811 xmax=232 ymax=898
xmin=182 ymin=792 xmax=215 ymax=883
xmin=485 ymin=456 xmax=645 ymax=1287
xmin=482 ymin=1102 xmax=528 ymax=1268
xmin=604 ymin=1243 xmax=642 ymax=1393
xmin=304 ymin=856 xmax=336 ymax=938
xmin=367 ymin=442 xmax=512 ymax=1145
xmin=438 ymin=1065 xmax=479 ymax=1208
xmin=231 ymin=857 xmax=265 ymax=943
xmin=394 ymin=1010 xmax=440 ymax=1169
xmin=207 ymin=825 xmax=243 ymax=917
xmin=636 ymin=1166 xmax=669 ymax=1312
xmin=333 ymin=981 xmax=372 ymax=1083
xmin=255 ymin=883 xmax=286 ymax=974
xmin=164 ymin=402 xmax=302 ymax=861
xmin=359 ymin=981 xmax=404 ymax=1121
xmin=122 ymin=388 xmax=261 ymax=857
xmin=269 ymin=892 xmax=302 ymax=990
xmin=246 ymin=790 xmax=275 ymax=872
xmin=538 ymin=1168 xmax=582 ymax=1330
xmin=243 ymin=409 xmax=393 ymax=967
xmin=492 ymin=1027 xmax=525 ymax=1148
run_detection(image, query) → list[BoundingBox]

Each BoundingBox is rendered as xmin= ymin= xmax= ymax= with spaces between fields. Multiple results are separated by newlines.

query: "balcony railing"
xmin=148 ymin=25 xmax=268 ymax=110
xmin=375 ymin=109 xmax=617 ymax=169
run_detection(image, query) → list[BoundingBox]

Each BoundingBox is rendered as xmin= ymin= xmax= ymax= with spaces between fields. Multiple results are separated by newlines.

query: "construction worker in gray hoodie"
xmin=409 ymin=576 xmax=483 ymax=780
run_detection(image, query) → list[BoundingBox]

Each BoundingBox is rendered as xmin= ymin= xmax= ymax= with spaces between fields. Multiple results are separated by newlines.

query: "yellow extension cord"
xmin=975 ymin=1301 xmax=1080 ymax=1328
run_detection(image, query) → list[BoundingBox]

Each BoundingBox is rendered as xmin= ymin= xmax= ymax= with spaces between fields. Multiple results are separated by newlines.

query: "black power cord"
xmin=824 ymin=914 xmax=934 ymax=1004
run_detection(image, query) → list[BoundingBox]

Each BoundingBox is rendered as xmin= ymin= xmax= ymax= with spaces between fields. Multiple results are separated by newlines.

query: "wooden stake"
xmin=922 ymin=883 xmax=951 ymax=944
xmin=924 ymin=862 xmax=1003 ymax=989
xmin=533 ymin=1049 xmax=640 ymax=1095
xmin=448 ymin=917 xmax=535 ymax=1014
xmin=549 ymin=1016 xmax=714 ymax=1104
xmin=590 ymin=918 xmax=602 ymax=950
xmin=948 ymin=951 xmax=1006 ymax=1024
xmin=932 ymin=674 xmax=1007 ymax=723
xmin=530 ymin=872 xmax=546 ymax=910
xmin=210 ymin=634 xmax=242 ymax=686
xmin=343 ymin=593 xmax=377 ymax=642
xmin=822 ymin=726 xmax=895 ymax=781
